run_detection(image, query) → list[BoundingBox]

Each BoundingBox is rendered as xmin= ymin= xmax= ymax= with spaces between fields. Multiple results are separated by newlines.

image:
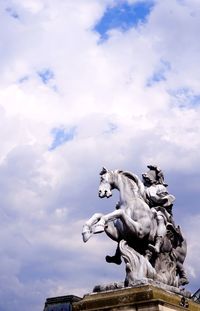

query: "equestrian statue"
xmin=82 ymin=165 xmax=189 ymax=288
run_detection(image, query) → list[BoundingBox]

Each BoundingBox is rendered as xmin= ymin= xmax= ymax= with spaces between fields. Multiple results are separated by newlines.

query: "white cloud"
xmin=0 ymin=0 xmax=200 ymax=310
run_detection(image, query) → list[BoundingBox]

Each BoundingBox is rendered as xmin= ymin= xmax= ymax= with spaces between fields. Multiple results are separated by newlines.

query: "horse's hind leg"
xmin=105 ymin=221 xmax=123 ymax=265
xmin=105 ymin=220 xmax=122 ymax=241
xmin=82 ymin=213 xmax=104 ymax=242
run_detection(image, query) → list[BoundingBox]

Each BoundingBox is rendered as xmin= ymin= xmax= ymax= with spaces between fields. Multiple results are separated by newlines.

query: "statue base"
xmin=72 ymin=284 xmax=197 ymax=311
xmin=93 ymin=279 xmax=191 ymax=296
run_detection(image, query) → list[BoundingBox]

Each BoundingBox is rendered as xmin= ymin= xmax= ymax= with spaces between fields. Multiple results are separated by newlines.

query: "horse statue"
xmin=82 ymin=167 xmax=188 ymax=288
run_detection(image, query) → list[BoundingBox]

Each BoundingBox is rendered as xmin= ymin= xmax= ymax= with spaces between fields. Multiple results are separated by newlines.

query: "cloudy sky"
xmin=0 ymin=0 xmax=200 ymax=310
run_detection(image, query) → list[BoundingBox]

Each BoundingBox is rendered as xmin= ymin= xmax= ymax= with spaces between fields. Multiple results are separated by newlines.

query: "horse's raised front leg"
xmin=93 ymin=210 xmax=125 ymax=234
xmin=94 ymin=209 xmax=148 ymax=239
xmin=82 ymin=213 xmax=104 ymax=242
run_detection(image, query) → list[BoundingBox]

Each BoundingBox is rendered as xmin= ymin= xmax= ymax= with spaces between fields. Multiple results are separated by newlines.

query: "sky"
xmin=0 ymin=0 xmax=200 ymax=310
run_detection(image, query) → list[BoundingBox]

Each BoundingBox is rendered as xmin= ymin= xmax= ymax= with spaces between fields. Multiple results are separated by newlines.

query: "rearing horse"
xmin=82 ymin=167 xmax=157 ymax=251
xmin=82 ymin=167 xmax=188 ymax=287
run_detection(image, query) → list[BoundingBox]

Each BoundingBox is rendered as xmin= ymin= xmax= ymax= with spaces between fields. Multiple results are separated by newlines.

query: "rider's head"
xmin=142 ymin=170 xmax=157 ymax=186
xmin=142 ymin=165 xmax=168 ymax=186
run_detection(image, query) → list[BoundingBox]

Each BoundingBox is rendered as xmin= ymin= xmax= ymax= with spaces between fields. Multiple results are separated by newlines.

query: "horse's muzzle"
xmin=98 ymin=190 xmax=112 ymax=198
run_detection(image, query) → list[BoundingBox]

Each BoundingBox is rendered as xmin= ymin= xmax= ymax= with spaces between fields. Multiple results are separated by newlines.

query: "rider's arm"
xmin=150 ymin=185 xmax=175 ymax=206
xmin=147 ymin=185 xmax=167 ymax=205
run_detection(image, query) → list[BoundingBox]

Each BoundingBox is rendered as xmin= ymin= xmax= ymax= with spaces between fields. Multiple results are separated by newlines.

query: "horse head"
xmin=98 ymin=167 xmax=113 ymax=198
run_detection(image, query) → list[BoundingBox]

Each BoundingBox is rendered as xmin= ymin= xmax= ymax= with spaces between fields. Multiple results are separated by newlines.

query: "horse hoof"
xmin=94 ymin=224 xmax=104 ymax=234
xmin=82 ymin=231 xmax=92 ymax=242
xmin=82 ymin=225 xmax=92 ymax=242
xmin=106 ymin=255 xmax=122 ymax=265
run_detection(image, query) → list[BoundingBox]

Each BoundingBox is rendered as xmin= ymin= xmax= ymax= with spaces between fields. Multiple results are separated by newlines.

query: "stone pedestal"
xmin=72 ymin=285 xmax=198 ymax=311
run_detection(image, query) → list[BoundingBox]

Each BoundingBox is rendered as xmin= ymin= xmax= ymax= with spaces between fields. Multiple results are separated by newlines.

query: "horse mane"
xmin=118 ymin=170 xmax=147 ymax=201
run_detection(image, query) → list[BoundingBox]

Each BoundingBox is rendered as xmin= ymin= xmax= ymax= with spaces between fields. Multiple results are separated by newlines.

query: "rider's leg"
xmin=156 ymin=212 xmax=167 ymax=237
xmin=149 ymin=235 xmax=163 ymax=253
xmin=149 ymin=213 xmax=166 ymax=253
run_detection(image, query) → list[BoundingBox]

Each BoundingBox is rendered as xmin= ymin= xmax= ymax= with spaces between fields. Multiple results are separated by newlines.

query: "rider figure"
xmin=142 ymin=165 xmax=176 ymax=254
xmin=143 ymin=165 xmax=189 ymax=285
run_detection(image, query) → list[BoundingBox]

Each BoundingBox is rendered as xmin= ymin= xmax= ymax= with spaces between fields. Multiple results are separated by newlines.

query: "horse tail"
xmin=119 ymin=240 xmax=156 ymax=286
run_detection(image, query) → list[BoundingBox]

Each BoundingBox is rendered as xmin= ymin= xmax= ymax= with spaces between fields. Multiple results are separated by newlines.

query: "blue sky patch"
xmin=6 ymin=7 xmax=19 ymax=19
xmin=37 ymin=69 xmax=54 ymax=84
xmin=148 ymin=70 xmax=166 ymax=84
xmin=94 ymin=1 xmax=154 ymax=41
xmin=146 ymin=60 xmax=171 ymax=86
xmin=170 ymin=87 xmax=200 ymax=108
xmin=50 ymin=126 xmax=76 ymax=150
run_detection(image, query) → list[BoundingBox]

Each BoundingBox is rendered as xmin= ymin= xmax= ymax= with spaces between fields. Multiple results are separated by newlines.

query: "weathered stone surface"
xmin=93 ymin=279 xmax=191 ymax=297
xmin=73 ymin=285 xmax=197 ymax=311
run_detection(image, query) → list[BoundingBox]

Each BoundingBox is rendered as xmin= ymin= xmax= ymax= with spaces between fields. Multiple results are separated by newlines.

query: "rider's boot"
xmin=148 ymin=236 xmax=163 ymax=254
